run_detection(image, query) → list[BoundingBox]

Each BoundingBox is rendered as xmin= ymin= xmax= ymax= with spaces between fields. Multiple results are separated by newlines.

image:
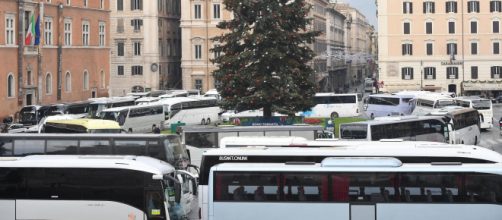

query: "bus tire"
xmin=330 ymin=112 xmax=339 ymax=120
xmin=370 ymin=113 xmax=375 ymax=119
xmin=206 ymin=118 xmax=211 ymax=125
xmin=201 ymin=119 xmax=206 ymax=125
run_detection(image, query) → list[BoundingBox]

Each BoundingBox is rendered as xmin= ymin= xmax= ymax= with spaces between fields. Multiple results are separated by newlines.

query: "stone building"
xmin=0 ymin=0 xmax=110 ymax=119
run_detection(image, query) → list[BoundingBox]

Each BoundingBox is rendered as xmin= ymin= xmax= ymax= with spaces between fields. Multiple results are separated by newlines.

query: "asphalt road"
xmin=478 ymin=104 xmax=502 ymax=153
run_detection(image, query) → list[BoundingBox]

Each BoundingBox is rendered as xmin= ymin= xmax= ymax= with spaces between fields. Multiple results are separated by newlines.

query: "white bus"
xmin=198 ymin=142 xmax=502 ymax=220
xmin=181 ymin=125 xmax=327 ymax=168
xmin=208 ymin=157 xmax=502 ymax=220
xmin=100 ymin=104 xmax=166 ymax=133
xmin=455 ymin=96 xmax=493 ymax=129
xmin=428 ymin=106 xmax=481 ymax=145
xmin=155 ymin=96 xmax=220 ymax=127
xmin=298 ymin=93 xmax=360 ymax=119
xmin=88 ymin=97 xmax=136 ymax=118
xmin=339 ymin=116 xmax=448 ymax=143
xmin=0 ymin=155 xmax=185 ymax=220
xmin=411 ymin=94 xmax=457 ymax=116
xmin=363 ymin=94 xmax=415 ymax=119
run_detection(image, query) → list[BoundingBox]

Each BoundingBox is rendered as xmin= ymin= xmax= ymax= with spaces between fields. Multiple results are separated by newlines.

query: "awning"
xmin=463 ymin=80 xmax=502 ymax=91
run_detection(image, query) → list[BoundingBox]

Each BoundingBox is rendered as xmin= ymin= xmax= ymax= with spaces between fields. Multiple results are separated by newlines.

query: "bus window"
xmin=0 ymin=139 xmax=13 ymax=156
xmin=115 ymin=141 xmax=147 ymax=155
xmin=146 ymin=191 xmax=166 ymax=219
xmin=147 ymin=141 xmax=170 ymax=163
xmin=46 ymin=140 xmax=78 ymax=154
xmin=465 ymin=174 xmax=502 ymax=203
xmin=343 ymin=173 xmax=396 ymax=202
xmin=79 ymin=140 xmax=112 ymax=154
xmin=185 ymin=132 xmax=217 ymax=149
xmin=283 ymin=173 xmax=328 ymax=201
xmin=14 ymin=140 xmax=45 ymax=156
xmin=400 ymin=173 xmax=458 ymax=202
xmin=340 ymin=124 xmax=368 ymax=139
xmin=214 ymin=172 xmax=279 ymax=201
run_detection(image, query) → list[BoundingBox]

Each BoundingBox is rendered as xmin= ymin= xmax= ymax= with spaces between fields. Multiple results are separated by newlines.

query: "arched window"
xmin=65 ymin=72 xmax=72 ymax=92
xmin=100 ymin=70 xmax=105 ymax=88
xmin=45 ymin=73 xmax=52 ymax=94
xmin=7 ymin=74 xmax=15 ymax=97
xmin=83 ymin=70 xmax=89 ymax=90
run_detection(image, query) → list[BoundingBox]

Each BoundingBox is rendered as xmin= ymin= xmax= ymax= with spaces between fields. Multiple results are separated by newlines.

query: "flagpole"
xmin=37 ymin=1 xmax=44 ymax=104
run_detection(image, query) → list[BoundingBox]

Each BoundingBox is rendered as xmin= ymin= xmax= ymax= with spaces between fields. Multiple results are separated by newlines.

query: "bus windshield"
xmin=340 ymin=124 xmax=368 ymax=139
xmin=435 ymin=100 xmax=456 ymax=108
xmin=472 ymin=100 xmax=491 ymax=110
xmin=100 ymin=110 xmax=128 ymax=126
xmin=368 ymin=97 xmax=400 ymax=106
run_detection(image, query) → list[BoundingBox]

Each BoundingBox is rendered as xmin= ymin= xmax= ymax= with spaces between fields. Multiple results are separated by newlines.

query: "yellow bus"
xmin=42 ymin=119 xmax=123 ymax=133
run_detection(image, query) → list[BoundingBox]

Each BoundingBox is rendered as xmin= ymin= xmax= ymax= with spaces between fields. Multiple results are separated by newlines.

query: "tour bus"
xmin=428 ymin=106 xmax=481 ymax=145
xmin=181 ymin=125 xmax=327 ymax=168
xmin=298 ymin=93 xmax=360 ymax=119
xmin=0 ymin=134 xmax=197 ymax=216
xmin=455 ymin=96 xmax=493 ymax=129
xmin=42 ymin=119 xmax=123 ymax=134
xmin=17 ymin=105 xmax=60 ymax=126
xmin=155 ymin=96 xmax=220 ymax=127
xmin=339 ymin=116 xmax=448 ymax=143
xmin=198 ymin=141 xmax=502 ymax=220
xmin=0 ymin=155 xmax=186 ymax=220
xmin=363 ymin=94 xmax=415 ymax=119
xmin=411 ymin=93 xmax=457 ymax=116
xmin=88 ymin=96 xmax=136 ymax=118
xmin=100 ymin=103 xmax=165 ymax=133
xmin=208 ymin=157 xmax=502 ymax=220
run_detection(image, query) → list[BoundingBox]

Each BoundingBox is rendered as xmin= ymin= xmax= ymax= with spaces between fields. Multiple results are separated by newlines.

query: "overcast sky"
xmin=341 ymin=0 xmax=378 ymax=30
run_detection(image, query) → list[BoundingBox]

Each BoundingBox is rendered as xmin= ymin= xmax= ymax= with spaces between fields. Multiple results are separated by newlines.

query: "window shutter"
xmin=445 ymin=2 xmax=449 ymax=13
xmin=410 ymin=45 xmax=413 ymax=55
xmin=476 ymin=2 xmax=480 ymax=12
xmin=410 ymin=68 xmax=414 ymax=79
xmin=432 ymin=3 xmax=435 ymax=13
xmin=491 ymin=66 xmax=496 ymax=78
xmin=433 ymin=68 xmax=437 ymax=79
xmin=468 ymin=2 xmax=472 ymax=12
xmin=402 ymin=44 xmax=406 ymax=55
xmin=423 ymin=2 xmax=426 ymax=13
xmin=401 ymin=68 xmax=406 ymax=79
xmin=454 ymin=44 xmax=457 ymax=55
xmin=410 ymin=3 xmax=413 ymax=13
xmin=454 ymin=2 xmax=458 ymax=12
xmin=491 ymin=1 xmax=495 ymax=12
xmin=139 ymin=0 xmax=143 ymax=10
xmin=131 ymin=0 xmax=134 ymax=10
xmin=403 ymin=2 xmax=406 ymax=13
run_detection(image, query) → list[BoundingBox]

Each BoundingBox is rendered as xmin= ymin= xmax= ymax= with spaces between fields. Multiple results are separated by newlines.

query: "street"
xmin=479 ymin=104 xmax=502 ymax=153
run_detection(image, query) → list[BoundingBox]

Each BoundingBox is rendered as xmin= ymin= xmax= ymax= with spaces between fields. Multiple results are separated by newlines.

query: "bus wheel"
xmin=330 ymin=112 xmax=339 ymax=120
xmin=201 ymin=119 xmax=206 ymax=125
xmin=206 ymin=118 xmax=211 ymax=125
xmin=474 ymin=137 xmax=478 ymax=145
xmin=370 ymin=113 xmax=375 ymax=119
xmin=461 ymin=141 xmax=464 ymax=144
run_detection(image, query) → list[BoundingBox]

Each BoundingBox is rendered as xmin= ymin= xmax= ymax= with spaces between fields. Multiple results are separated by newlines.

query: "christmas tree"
xmin=212 ymin=0 xmax=319 ymax=117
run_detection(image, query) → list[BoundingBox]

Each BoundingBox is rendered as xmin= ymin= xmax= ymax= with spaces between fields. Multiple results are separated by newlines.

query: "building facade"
xmin=0 ymin=0 xmax=110 ymax=119
xmin=335 ymin=3 xmax=375 ymax=89
xmin=323 ymin=6 xmax=347 ymax=92
xmin=378 ymin=0 xmax=502 ymax=96
xmin=110 ymin=0 xmax=181 ymax=96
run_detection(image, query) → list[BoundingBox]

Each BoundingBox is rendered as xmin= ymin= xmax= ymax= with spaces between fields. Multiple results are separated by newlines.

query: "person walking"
xmin=152 ymin=124 xmax=161 ymax=134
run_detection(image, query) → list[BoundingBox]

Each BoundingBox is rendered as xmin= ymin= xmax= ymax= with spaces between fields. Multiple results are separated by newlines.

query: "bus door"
xmin=350 ymin=203 xmax=376 ymax=220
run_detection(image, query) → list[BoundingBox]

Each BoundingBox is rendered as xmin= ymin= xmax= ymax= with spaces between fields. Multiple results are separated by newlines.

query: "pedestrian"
xmin=152 ymin=124 xmax=161 ymax=134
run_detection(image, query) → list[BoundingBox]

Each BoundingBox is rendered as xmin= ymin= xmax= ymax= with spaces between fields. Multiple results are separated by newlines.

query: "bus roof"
xmin=368 ymin=94 xmax=415 ymax=98
xmin=341 ymin=115 xmax=445 ymax=126
xmin=202 ymin=141 xmax=502 ymax=163
xmin=89 ymin=96 xmax=136 ymax=104
xmin=455 ymin=96 xmax=490 ymax=101
xmin=45 ymin=119 xmax=121 ymax=130
xmin=428 ymin=106 xmax=475 ymax=116
xmin=0 ymin=155 xmax=175 ymax=175
xmin=101 ymin=102 xmax=163 ymax=112
xmin=181 ymin=124 xmax=325 ymax=133
xmin=0 ymin=133 xmax=178 ymax=139
xmin=315 ymin=93 xmax=358 ymax=97
xmin=211 ymin=161 xmax=502 ymax=174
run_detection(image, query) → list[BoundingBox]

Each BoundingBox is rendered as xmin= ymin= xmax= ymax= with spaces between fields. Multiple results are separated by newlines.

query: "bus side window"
xmin=114 ymin=140 xmax=147 ymax=155
xmin=145 ymin=191 xmax=166 ymax=219
xmin=79 ymin=140 xmax=112 ymax=154
xmin=13 ymin=140 xmax=45 ymax=156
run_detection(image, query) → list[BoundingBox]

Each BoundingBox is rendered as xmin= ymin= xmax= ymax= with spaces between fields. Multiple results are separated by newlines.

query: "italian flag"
xmin=25 ymin=14 xmax=35 ymax=45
